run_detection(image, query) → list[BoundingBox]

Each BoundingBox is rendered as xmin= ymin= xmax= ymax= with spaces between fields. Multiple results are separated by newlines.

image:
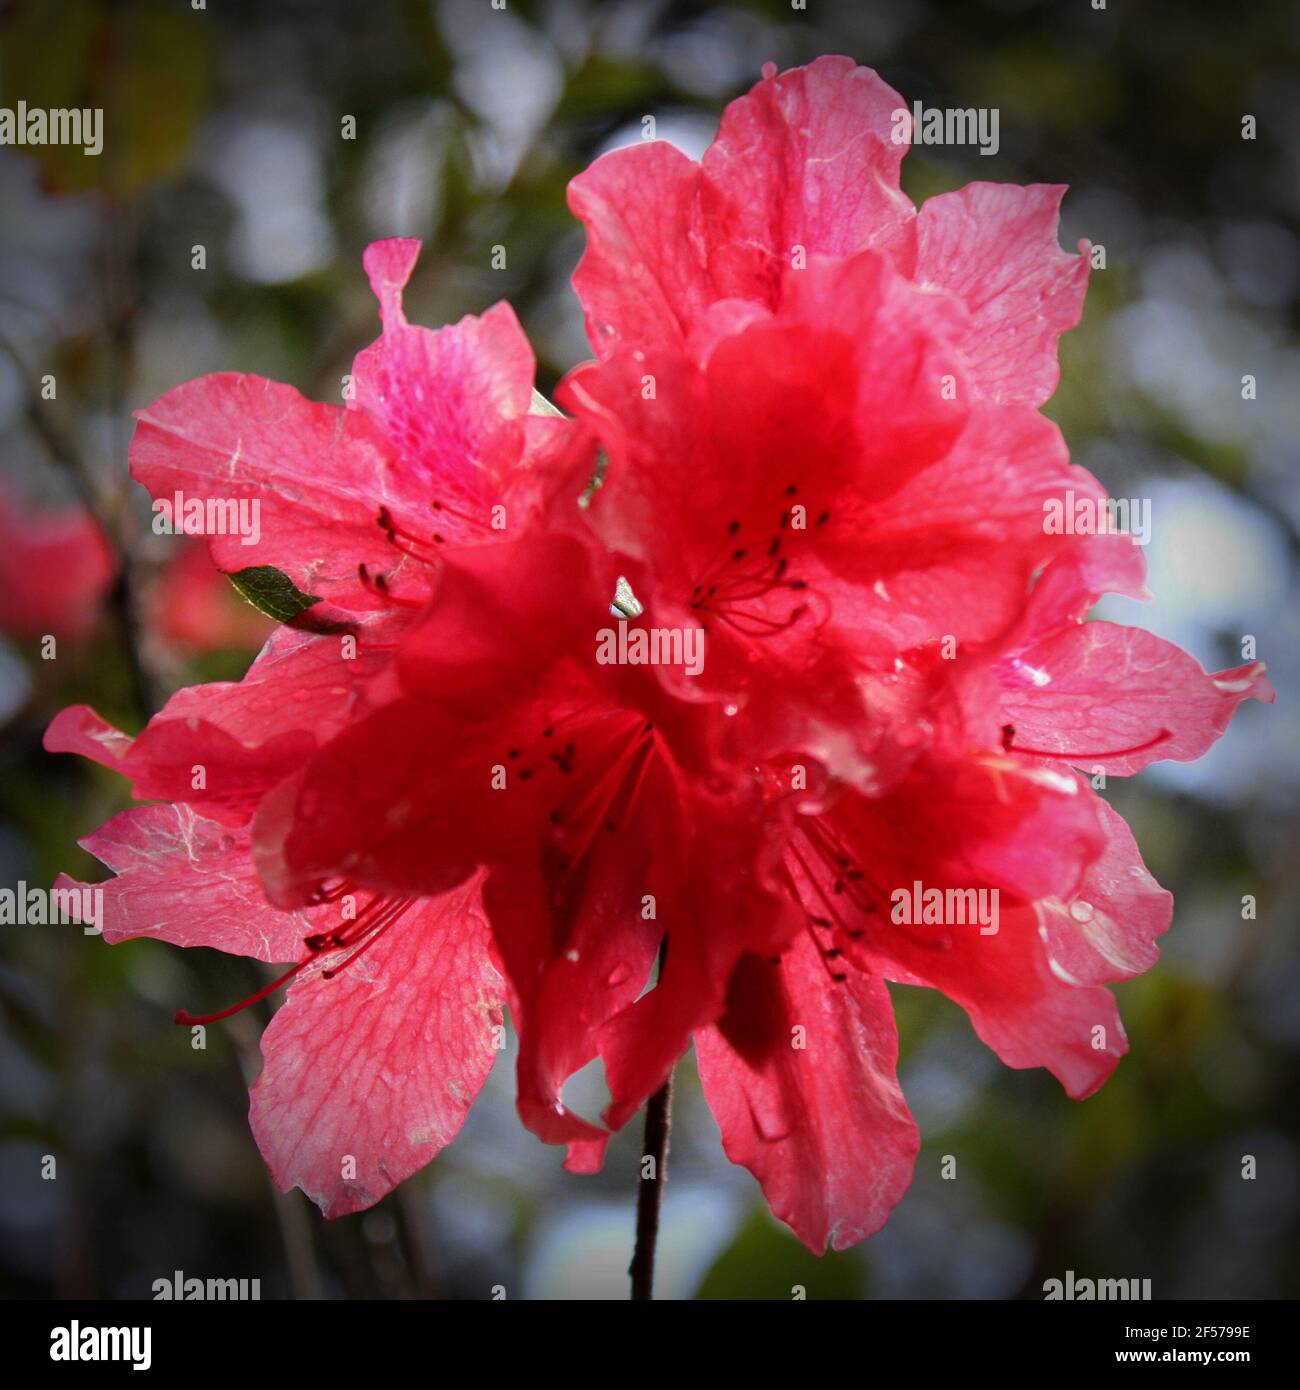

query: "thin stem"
xmin=0 ymin=333 xmax=101 ymax=516
xmin=1 ymin=327 xmax=158 ymax=717
xmin=630 ymin=945 xmax=673 ymax=1301
xmin=107 ymin=568 xmax=159 ymax=720
xmin=100 ymin=197 xmax=163 ymax=718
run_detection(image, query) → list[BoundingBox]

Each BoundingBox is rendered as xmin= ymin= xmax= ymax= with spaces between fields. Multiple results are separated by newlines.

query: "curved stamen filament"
xmin=430 ymin=496 xmax=495 ymax=535
xmin=175 ymin=893 xmax=416 ymax=1025
xmin=548 ymin=715 xmax=656 ymax=873
xmin=175 ymin=959 xmax=312 ymax=1026
xmin=376 ymin=508 xmax=443 ymax=564
xmin=1001 ymin=723 xmax=1173 ymax=760
xmin=321 ymin=897 xmax=414 ymax=979
xmin=688 ymin=497 xmax=816 ymax=636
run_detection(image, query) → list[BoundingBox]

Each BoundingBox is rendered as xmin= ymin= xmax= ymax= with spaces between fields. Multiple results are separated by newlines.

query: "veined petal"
xmin=131 ymin=372 xmax=421 ymax=609
xmin=250 ymin=875 xmax=503 ymax=1217
xmin=914 ymin=182 xmax=1090 ymax=406
xmin=57 ymin=804 xmax=315 ymax=962
xmin=696 ymin=941 xmax=918 ymax=1253
xmin=1000 ymin=624 xmax=1274 ymax=774
xmin=567 ymin=56 xmax=915 ymax=357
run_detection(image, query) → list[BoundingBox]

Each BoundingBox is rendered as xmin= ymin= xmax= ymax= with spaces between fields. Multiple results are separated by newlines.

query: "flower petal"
xmin=568 ymin=140 xmax=712 ymax=358
xmin=60 ymin=804 xmax=310 ymax=961
xmin=804 ymin=766 xmax=1119 ymax=1097
xmin=50 ymin=622 xmax=405 ymax=828
xmin=812 ymin=405 xmax=1107 ymax=658
xmin=597 ymin=803 xmax=800 ymax=1136
xmin=567 ymin=57 xmax=914 ymax=357
xmin=1000 ymin=623 xmax=1274 ymax=773
xmin=914 ymin=182 xmax=1089 ymax=406
xmin=131 ymin=372 xmax=413 ymax=608
xmin=696 ymin=941 xmax=918 ymax=1252
xmin=261 ymin=535 xmax=690 ymax=1158
xmin=1036 ymin=789 xmax=1172 ymax=987
xmin=352 ymin=238 xmax=563 ymax=540
xmin=702 ymin=56 xmax=916 ymax=299
xmin=44 ymin=704 xmax=134 ymax=768
xmin=876 ymin=901 xmax=1128 ymax=1099
xmin=250 ymin=875 xmax=503 ymax=1217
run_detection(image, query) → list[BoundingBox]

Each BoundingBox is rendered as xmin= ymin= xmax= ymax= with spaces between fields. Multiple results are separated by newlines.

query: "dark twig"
xmin=0 ymin=333 xmax=101 ymax=517
xmin=98 ymin=197 xmax=163 ymax=717
xmin=629 ymin=944 xmax=673 ymax=1301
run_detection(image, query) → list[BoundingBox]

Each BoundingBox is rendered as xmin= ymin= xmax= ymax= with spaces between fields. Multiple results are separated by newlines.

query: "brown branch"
xmin=629 ymin=943 xmax=674 ymax=1301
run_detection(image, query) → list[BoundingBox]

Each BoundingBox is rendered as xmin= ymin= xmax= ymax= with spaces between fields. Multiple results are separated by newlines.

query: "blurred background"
xmin=1 ymin=0 xmax=1297 ymax=1300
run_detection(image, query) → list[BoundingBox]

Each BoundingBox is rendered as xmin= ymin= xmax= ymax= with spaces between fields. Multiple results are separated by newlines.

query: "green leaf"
xmin=227 ymin=566 xmax=323 ymax=625
xmin=694 ymin=1206 xmax=867 ymax=1300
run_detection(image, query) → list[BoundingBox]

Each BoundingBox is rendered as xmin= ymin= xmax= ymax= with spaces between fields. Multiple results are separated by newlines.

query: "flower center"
xmin=776 ymin=810 xmax=952 ymax=983
xmin=505 ymin=707 xmax=659 ymax=888
xmin=688 ymin=484 xmax=823 ymax=636
xmin=357 ymin=500 xmax=498 ymax=606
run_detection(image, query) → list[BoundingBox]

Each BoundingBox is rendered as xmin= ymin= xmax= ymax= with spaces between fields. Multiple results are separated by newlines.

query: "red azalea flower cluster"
xmin=0 ymin=492 xmax=269 ymax=656
xmin=0 ymin=489 xmax=116 ymax=645
xmin=46 ymin=58 xmax=1271 ymax=1251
